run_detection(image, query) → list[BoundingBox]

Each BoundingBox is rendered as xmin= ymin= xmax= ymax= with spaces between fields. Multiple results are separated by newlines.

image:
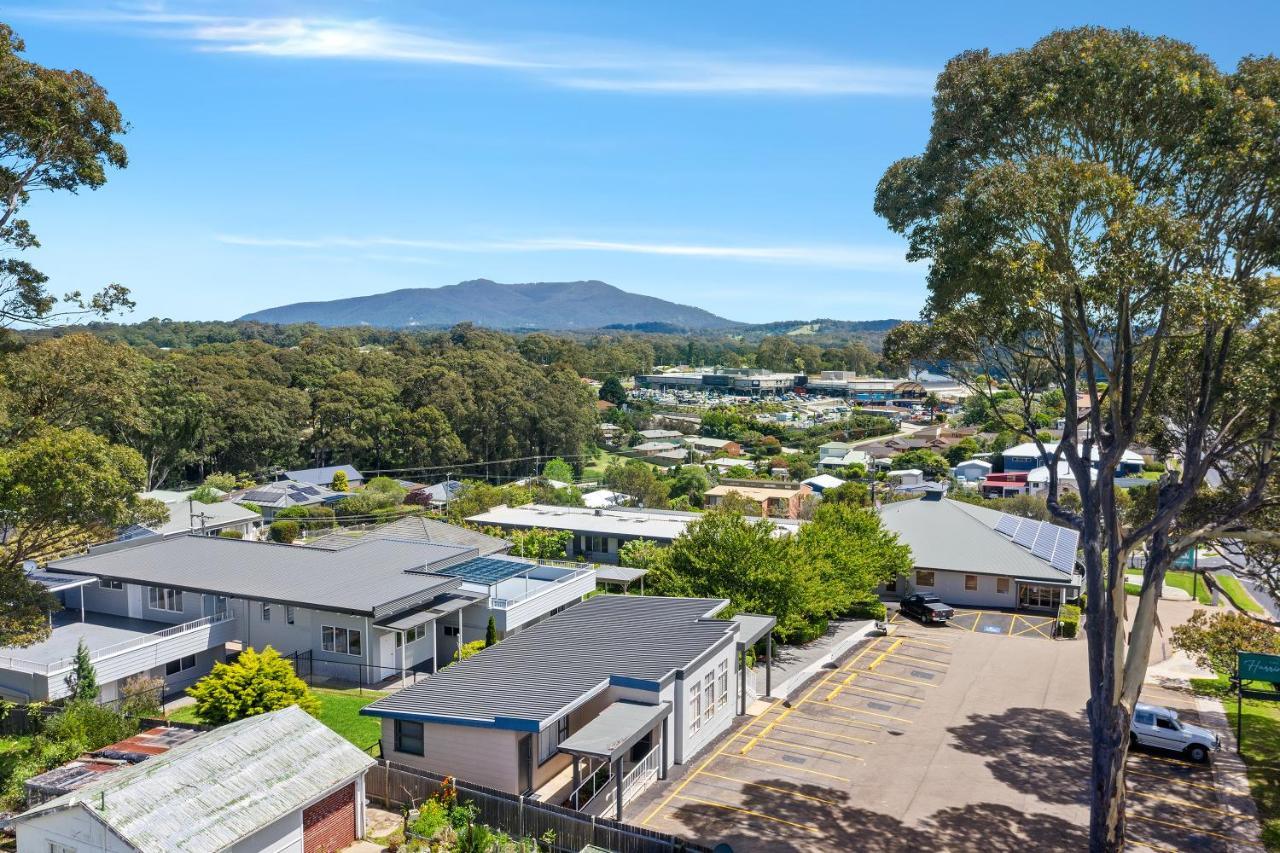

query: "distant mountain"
xmin=238 ymin=279 xmax=738 ymax=331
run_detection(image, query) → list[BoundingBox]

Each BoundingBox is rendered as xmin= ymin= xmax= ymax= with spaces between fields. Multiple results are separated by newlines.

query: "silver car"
xmin=1130 ymin=702 xmax=1219 ymax=762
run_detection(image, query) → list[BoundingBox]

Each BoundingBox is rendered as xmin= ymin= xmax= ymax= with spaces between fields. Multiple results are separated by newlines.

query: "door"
xmin=517 ymin=734 xmax=533 ymax=794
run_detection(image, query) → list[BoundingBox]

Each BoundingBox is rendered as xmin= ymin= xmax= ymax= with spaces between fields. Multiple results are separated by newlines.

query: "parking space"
xmin=635 ymin=631 xmax=954 ymax=847
xmin=891 ymin=607 xmax=1057 ymax=640
xmin=1123 ymin=684 xmax=1265 ymax=852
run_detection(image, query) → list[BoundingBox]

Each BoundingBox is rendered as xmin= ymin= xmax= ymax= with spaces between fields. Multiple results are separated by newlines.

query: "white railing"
xmin=0 ymin=612 xmax=236 ymax=675
xmin=490 ymin=568 xmax=594 ymax=609
xmin=580 ymin=742 xmax=663 ymax=816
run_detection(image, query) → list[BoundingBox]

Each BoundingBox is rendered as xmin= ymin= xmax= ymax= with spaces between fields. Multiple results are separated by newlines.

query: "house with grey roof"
xmin=282 ymin=463 xmax=365 ymax=489
xmin=118 ymin=490 xmax=261 ymax=542
xmin=3 ymin=533 xmax=592 ymax=704
xmin=229 ymin=479 xmax=337 ymax=522
xmin=364 ymin=595 xmax=774 ymax=821
xmin=11 ymin=705 xmax=375 ymax=853
xmin=877 ymin=496 xmax=1081 ymax=610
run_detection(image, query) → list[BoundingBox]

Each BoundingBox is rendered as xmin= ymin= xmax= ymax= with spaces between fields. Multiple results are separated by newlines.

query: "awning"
xmin=376 ymin=591 xmax=483 ymax=630
xmin=593 ymin=566 xmax=648 ymax=584
xmin=377 ymin=610 xmax=437 ymax=631
xmin=557 ymin=701 xmax=670 ymax=763
xmin=25 ymin=570 xmax=98 ymax=593
xmin=732 ymin=613 xmax=776 ymax=646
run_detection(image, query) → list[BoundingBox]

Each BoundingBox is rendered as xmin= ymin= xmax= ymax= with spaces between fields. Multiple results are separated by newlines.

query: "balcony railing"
xmin=0 ymin=612 xmax=236 ymax=676
xmin=490 ymin=567 xmax=594 ymax=609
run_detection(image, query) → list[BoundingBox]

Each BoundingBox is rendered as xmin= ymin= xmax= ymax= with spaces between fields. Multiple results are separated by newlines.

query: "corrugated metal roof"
xmin=283 ymin=464 xmax=364 ymax=485
xmin=557 ymin=701 xmax=671 ymax=762
xmin=878 ymin=499 xmax=1077 ymax=583
xmin=468 ymin=503 xmax=800 ymax=542
xmin=230 ymin=480 xmax=336 ymax=509
xmin=16 ymin=706 xmax=374 ymax=852
xmin=364 ymin=595 xmax=736 ymax=729
xmin=307 ymin=516 xmax=511 ymax=556
xmin=122 ymin=497 xmax=261 ymax=539
xmin=49 ymin=536 xmax=469 ymax=616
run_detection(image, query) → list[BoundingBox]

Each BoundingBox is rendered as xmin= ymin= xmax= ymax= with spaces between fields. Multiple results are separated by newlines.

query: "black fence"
xmin=367 ymin=761 xmax=710 ymax=853
xmin=0 ymin=682 xmax=169 ymax=736
xmin=287 ymin=649 xmax=431 ymax=695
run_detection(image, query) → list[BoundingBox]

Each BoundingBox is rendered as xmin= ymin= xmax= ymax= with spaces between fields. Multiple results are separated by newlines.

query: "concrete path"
xmin=750 ymin=617 xmax=874 ymax=701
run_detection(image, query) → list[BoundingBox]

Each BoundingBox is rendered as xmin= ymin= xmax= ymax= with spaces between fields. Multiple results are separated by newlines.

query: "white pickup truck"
xmin=1130 ymin=702 xmax=1219 ymax=762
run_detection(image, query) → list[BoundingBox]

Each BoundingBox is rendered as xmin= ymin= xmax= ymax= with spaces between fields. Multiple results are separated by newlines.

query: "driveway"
xmin=633 ymin=622 xmax=1261 ymax=852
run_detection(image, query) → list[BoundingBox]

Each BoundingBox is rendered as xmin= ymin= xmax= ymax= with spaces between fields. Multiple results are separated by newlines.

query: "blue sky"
xmin=12 ymin=2 xmax=1280 ymax=324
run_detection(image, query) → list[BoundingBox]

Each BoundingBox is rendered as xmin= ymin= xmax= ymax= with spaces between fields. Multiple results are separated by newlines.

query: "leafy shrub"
xmin=1058 ymin=604 xmax=1081 ymax=639
xmin=846 ymin=599 xmax=888 ymax=621
xmin=203 ymin=472 xmax=238 ymax=492
xmin=452 ymin=640 xmax=486 ymax=663
xmin=188 ymin=485 xmax=222 ymax=504
xmin=218 ymin=529 xmax=243 ymax=539
xmin=268 ymin=520 xmax=299 ymax=543
xmin=274 ymin=505 xmax=336 ymax=530
xmin=43 ymin=701 xmax=136 ymax=751
xmin=1142 ymin=460 xmax=1166 ymax=473
xmin=186 ymin=646 xmax=319 ymax=724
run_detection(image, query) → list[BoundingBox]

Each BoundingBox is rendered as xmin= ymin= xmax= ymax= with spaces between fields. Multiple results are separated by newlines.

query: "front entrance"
xmin=1018 ymin=584 xmax=1064 ymax=610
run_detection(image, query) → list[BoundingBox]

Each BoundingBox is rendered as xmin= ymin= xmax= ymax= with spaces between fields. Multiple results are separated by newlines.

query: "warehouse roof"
xmin=878 ymin=498 xmax=1079 ymax=583
xmin=363 ymin=595 xmax=736 ymax=730
xmin=50 ymin=535 xmax=472 ymax=616
xmin=13 ymin=706 xmax=374 ymax=853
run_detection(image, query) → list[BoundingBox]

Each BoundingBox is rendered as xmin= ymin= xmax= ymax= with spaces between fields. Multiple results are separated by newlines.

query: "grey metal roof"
xmin=15 ymin=706 xmax=374 ymax=852
xmin=232 ymin=479 xmax=336 ymax=509
xmin=557 ymin=701 xmax=671 ymax=762
xmin=24 ymin=569 xmax=97 ymax=592
xmin=307 ymin=516 xmax=511 ymax=556
xmin=731 ymin=613 xmax=777 ymax=646
xmin=121 ymin=496 xmax=261 ymax=539
xmin=364 ymin=595 xmax=736 ymax=730
xmin=283 ymin=464 xmax=364 ymax=485
xmin=593 ymin=565 xmax=648 ymax=584
xmin=878 ymin=498 xmax=1078 ymax=583
xmin=49 ymin=536 xmax=471 ymax=616
xmin=468 ymin=503 xmax=801 ymax=542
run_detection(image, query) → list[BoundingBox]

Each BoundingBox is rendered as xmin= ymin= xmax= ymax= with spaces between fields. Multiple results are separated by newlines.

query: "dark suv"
xmin=899 ymin=593 xmax=955 ymax=624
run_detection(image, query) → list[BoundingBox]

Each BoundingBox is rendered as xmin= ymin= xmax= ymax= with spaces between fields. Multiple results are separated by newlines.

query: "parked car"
xmin=1130 ymin=702 xmax=1219 ymax=762
xmin=899 ymin=593 xmax=955 ymax=624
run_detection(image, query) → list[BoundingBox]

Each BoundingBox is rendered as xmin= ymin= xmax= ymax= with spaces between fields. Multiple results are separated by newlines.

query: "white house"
xmin=816 ymin=442 xmax=872 ymax=471
xmin=364 ymin=595 xmax=774 ymax=822
xmin=886 ymin=468 xmax=925 ymax=489
xmin=952 ymin=459 xmax=992 ymax=484
xmin=119 ymin=490 xmax=261 ymax=542
xmin=12 ymin=706 xmax=374 ymax=853
xmin=802 ymin=474 xmax=846 ymax=494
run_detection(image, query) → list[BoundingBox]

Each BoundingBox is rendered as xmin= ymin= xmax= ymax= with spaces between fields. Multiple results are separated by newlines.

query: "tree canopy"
xmin=186 ymin=646 xmax=319 ymax=725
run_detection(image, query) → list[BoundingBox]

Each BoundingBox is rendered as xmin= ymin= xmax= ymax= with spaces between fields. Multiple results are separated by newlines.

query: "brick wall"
xmin=302 ymin=782 xmax=356 ymax=853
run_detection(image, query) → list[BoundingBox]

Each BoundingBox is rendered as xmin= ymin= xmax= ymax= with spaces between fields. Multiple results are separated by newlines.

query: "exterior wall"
xmin=80 ymin=581 xmax=131 ymax=618
xmin=1004 ymin=453 xmax=1042 ymax=472
xmin=301 ymin=782 xmax=357 ymax=853
xmin=498 ymin=571 xmax=593 ymax=634
xmin=904 ymin=568 xmax=1019 ymax=609
xmin=16 ymin=805 xmax=135 ymax=853
xmin=229 ymin=812 xmax=303 ymax=853
xmin=674 ymin=638 xmax=737 ymax=764
xmin=239 ymin=602 xmax=372 ymax=679
xmin=380 ymin=719 xmax=520 ymax=792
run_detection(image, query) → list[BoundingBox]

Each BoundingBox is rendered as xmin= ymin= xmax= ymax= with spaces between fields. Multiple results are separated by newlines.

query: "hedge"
xmin=1058 ymin=603 xmax=1081 ymax=639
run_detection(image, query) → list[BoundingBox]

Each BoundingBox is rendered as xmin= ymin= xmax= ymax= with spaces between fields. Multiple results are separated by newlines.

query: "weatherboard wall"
xmin=380 ymin=720 xmax=521 ymax=792
xmin=16 ymin=805 xmax=134 ymax=853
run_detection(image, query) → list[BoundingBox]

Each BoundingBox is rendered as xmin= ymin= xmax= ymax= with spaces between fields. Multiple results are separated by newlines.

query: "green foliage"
xmin=330 ymin=469 xmax=348 ymax=491
xmin=1215 ymin=573 xmax=1265 ymax=615
xmin=187 ymin=484 xmax=222 ymax=504
xmin=1058 ymin=604 xmax=1081 ymax=639
xmin=274 ymin=505 xmax=337 ymax=530
xmin=822 ymin=481 xmax=871 ymax=507
xmin=508 ymin=527 xmax=572 ymax=560
xmin=541 ymin=457 xmax=574 ymax=484
xmin=943 ymin=438 xmax=982 ymax=467
xmin=1172 ymin=610 xmax=1280 ymax=678
xmin=599 ymin=376 xmax=627 ymax=406
xmin=666 ymin=465 xmax=710 ymax=507
xmin=603 ymin=459 xmax=670 ymax=508
xmin=203 ymin=472 xmax=238 ymax=492
xmin=238 ymin=501 xmax=262 ymax=515
xmin=333 ymin=490 xmax=399 ymax=518
xmin=186 ymin=646 xmax=319 ymax=725
xmin=888 ymin=449 xmax=950 ymax=480
xmin=485 ymin=616 xmax=498 ymax=647
xmin=453 ymin=640 xmax=486 ymax=663
xmin=795 ymin=502 xmax=913 ymax=620
xmin=64 ymin=639 xmax=99 ymax=703
xmin=268 ymin=520 xmax=300 ymax=543
xmin=43 ymin=701 xmax=135 ymax=751
xmin=364 ymin=476 xmax=407 ymax=500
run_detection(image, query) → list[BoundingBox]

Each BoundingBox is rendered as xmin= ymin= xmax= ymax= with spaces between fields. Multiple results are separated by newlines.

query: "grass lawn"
xmin=1192 ymin=675 xmax=1280 ymax=850
xmin=1216 ymin=573 xmax=1266 ymax=614
xmin=1122 ymin=571 xmax=1211 ymax=604
xmin=167 ymin=687 xmax=388 ymax=751
xmin=580 ymin=448 xmax=645 ymax=480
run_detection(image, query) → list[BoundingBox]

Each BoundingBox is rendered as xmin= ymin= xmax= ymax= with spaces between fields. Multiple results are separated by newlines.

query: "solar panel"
xmin=1012 ymin=518 xmax=1039 ymax=548
xmin=1050 ymin=530 xmax=1080 ymax=573
xmin=440 ymin=557 xmax=530 ymax=585
xmin=1031 ymin=525 xmax=1058 ymax=560
xmin=994 ymin=514 xmax=1020 ymax=537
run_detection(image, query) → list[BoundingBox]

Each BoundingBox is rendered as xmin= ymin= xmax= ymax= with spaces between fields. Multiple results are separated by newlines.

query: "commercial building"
xmin=878 ymin=495 xmax=1082 ymax=610
xmin=804 ymin=372 xmax=927 ymax=405
xmin=466 ymin=504 xmax=801 ymax=563
xmin=634 ymin=368 xmax=801 ymax=396
xmin=703 ymin=479 xmax=813 ymax=519
xmin=3 ymin=533 xmax=591 ymax=702
xmin=363 ymin=595 xmax=774 ymax=821
xmin=12 ymin=706 xmax=375 ymax=853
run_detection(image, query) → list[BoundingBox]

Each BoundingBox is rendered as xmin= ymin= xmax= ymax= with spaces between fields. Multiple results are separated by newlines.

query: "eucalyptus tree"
xmin=875 ymin=28 xmax=1279 ymax=850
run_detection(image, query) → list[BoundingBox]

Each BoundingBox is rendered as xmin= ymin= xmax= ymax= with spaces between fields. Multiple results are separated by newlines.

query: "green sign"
xmin=1172 ymin=548 xmax=1197 ymax=570
xmin=1239 ymin=652 xmax=1280 ymax=685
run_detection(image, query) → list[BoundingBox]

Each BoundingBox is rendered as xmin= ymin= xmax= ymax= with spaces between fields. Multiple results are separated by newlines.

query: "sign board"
xmin=1172 ymin=548 xmax=1197 ymax=570
xmin=1239 ymin=652 xmax=1280 ymax=685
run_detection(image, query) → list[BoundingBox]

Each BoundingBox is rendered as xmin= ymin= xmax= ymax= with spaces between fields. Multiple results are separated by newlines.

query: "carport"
xmin=593 ymin=565 xmax=647 ymax=594
xmin=732 ymin=613 xmax=776 ymax=712
xmin=559 ymin=700 xmax=671 ymax=820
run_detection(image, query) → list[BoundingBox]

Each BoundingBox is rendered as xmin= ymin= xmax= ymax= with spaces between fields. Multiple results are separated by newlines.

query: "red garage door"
xmin=302 ymin=782 xmax=356 ymax=853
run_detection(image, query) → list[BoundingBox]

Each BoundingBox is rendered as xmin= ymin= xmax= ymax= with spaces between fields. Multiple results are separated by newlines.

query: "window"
xmin=165 ymin=654 xmax=197 ymax=676
xmin=1156 ymin=717 xmax=1178 ymax=731
xmin=98 ymin=579 xmax=123 ymax=590
xmin=689 ymin=678 xmax=702 ymax=734
xmin=915 ymin=570 xmax=935 ymax=588
xmin=1135 ymin=711 xmax=1155 ymax=726
xmin=884 ymin=577 xmax=897 ymax=593
xmin=47 ymin=843 xmax=77 ymax=853
xmin=148 ymin=587 xmax=182 ymax=612
xmin=395 ymin=624 xmax=427 ymax=647
xmin=443 ymin=625 xmax=460 ymax=637
xmin=261 ymin=602 xmax=271 ymax=622
xmin=394 ymin=720 xmax=424 ymax=756
xmin=322 ymin=626 xmax=362 ymax=656
xmin=964 ymin=575 xmax=978 ymax=592
xmin=703 ymin=679 xmax=715 ymax=724
xmin=996 ymin=577 xmax=1010 ymax=594
xmin=716 ymin=660 xmax=729 ymax=712
xmin=285 ymin=606 xmax=295 ymax=625
xmin=539 ymin=715 xmax=570 ymax=764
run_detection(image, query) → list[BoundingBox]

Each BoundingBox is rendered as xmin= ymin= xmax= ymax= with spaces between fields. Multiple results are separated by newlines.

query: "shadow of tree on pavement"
xmin=946 ymin=706 xmax=1091 ymax=807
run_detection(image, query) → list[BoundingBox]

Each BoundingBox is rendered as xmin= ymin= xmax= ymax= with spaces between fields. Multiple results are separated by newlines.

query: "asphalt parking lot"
xmin=891 ymin=606 xmax=1058 ymax=639
xmin=633 ymin=624 xmax=1260 ymax=852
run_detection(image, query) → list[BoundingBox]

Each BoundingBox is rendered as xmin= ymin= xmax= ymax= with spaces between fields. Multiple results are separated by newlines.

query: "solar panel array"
xmin=440 ymin=556 xmax=531 ymax=585
xmin=991 ymin=513 xmax=1079 ymax=574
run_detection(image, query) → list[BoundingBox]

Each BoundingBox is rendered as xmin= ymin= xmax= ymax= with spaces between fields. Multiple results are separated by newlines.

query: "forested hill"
xmin=238 ymin=279 xmax=738 ymax=331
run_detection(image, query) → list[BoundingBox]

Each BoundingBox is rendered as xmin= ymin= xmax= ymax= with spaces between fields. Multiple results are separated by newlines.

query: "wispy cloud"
xmin=215 ymin=233 xmax=915 ymax=272
xmin=22 ymin=7 xmax=934 ymax=97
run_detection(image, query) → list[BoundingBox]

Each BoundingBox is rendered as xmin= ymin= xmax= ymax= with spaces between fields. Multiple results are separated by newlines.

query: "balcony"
xmin=488 ymin=565 xmax=595 ymax=632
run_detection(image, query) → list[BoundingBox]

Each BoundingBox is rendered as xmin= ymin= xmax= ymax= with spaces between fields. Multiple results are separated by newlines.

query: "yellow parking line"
xmin=787 ymin=710 xmax=883 ymax=731
xmin=732 ymin=753 xmax=851 ymax=783
xmin=826 ymin=639 xmax=900 ymax=702
xmin=841 ymin=669 xmax=938 ymax=687
xmin=1006 ymin=615 xmax=1016 ymax=636
xmin=1129 ymin=789 xmax=1246 ymax=818
xmin=1128 ymin=751 xmax=1207 ymax=770
xmin=671 ymin=794 xmax=822 ymax=834
xmin=1013 ymin=621 xmax=1050 ymax=637
xmin=1126 ymin=767 xmax=1219 ymax=793
xmin=697 ymin=772 xmax=843 ymax=805
xmin=822 ymin=702 xmax=913 ymax=723
xmin=1128 ymin=813 xmax=1265 ymax=847
xmin=895 ymin=636 xmax=953 ymax=651
xmin=836 ymin=683 xmax=924 ymax=704
xmin=734 ymin=732 xmax=865 ymax=761
xmin=878 ymin=649 xmax=951 ymax=669
xmin=770 ymin=721 xmax=876 ymax=745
